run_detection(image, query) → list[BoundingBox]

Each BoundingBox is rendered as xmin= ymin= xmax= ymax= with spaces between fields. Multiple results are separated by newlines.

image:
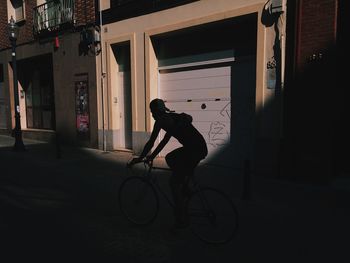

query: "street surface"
xmin=0 ymin=135 xmax=349 ymax=262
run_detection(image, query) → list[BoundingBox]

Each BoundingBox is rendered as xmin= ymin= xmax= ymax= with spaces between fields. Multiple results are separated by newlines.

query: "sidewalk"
xmin=0 ymin=135 xmax=349 ymax=262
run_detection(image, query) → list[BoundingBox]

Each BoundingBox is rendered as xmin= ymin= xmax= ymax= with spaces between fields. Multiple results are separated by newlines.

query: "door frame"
xmin=106 ymin=35 xmax=136 ymax=150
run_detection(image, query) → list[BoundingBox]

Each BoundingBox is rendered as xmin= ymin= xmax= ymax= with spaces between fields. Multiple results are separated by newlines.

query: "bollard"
xmin=241 ymin=159 xmax=251 ymax=200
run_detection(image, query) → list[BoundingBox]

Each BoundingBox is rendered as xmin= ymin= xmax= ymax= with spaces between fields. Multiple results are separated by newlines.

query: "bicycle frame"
xmin=123 ymin=160 xmax=239 ymax=244
xmin=144 ymin=161 xmax=202 ymax=208
xmin=141 ymin=161 xmax=176 ymax=209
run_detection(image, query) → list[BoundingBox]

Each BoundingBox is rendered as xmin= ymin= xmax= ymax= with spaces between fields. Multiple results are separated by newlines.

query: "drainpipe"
xmin=279 ymin=7 xmax=286 ymax=139
xmin=98 ymin=0 xmax=106 ymax=151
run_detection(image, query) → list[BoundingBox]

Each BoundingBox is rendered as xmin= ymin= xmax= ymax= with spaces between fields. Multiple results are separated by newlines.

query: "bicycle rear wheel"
xmin=118 ymin=176 xmax=159 ymax=225
xmin=187 ymin=187 xmax=238 ymax=244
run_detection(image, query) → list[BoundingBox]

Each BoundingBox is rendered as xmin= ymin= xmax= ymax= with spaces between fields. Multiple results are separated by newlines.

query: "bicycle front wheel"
xmin=187 ymin=187 xmax=238 ymax=244
xmin=118 ymin=176 xmax=159 ymax=225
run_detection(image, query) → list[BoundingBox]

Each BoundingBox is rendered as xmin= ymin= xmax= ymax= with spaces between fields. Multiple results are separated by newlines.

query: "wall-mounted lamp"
xmin=79 ymin=26 xmax=101 ymax=56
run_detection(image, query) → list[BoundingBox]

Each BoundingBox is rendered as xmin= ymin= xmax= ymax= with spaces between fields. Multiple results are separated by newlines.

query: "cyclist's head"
xmin=150 ymin=98 xmax=169 ymax=119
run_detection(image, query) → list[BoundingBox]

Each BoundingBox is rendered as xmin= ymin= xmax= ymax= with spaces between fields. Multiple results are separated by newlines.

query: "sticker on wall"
xmin=266 ymin=56 xmax=277 ymax=89
xmin=75 ymin=78 xmax=90 ymax=140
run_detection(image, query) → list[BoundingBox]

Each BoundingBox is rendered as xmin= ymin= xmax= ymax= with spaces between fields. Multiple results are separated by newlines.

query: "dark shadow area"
xmin=0 ymin=144 xmax=124 ymax=213
xmin=1 ymin=2 xmax=349 ymax=262
xmin=0 ymin=142 xmax=129 ymax=261
xmin=281 ymin=45 xmax=341 ymax=183
xmin=1 ymin=130 xmax=350 ymax=262
xmin=151 ymin=13 xmax=257 ymax=64
xmin=280 ymin=0 xmax=349 ymax=185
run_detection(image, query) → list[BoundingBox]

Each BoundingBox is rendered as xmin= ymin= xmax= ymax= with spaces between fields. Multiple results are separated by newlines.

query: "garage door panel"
xmin=195 ymin=123 xmax=230 ymax=138
xmin=192 ymin=121 xmax=226 ymax=132
xmin=160 ymin=67 xmax=230 ymax=81
xmin=156 ymin=113 xmax=230 ymax=125
xmin=161 ymin=88 xmax=230 ymax=101
xmin=159 ymin=118 xmax=230 ymax=143
xmin=160 ymin=81 xmax=230 ymax=92
xmin=191 ymin=111 xmax=230 ymax=122
xmin=165 ymin=100 xmax=229 ymax=109
xmin=158 ymin=65 xmax=232 ymax=165
xmin=166 ymin=110 xmax=230 ymax=123
xmin=160 ymin=77 xmax=230 ymax=91
xmin=165 ymin=98 xmax=231 ymax=116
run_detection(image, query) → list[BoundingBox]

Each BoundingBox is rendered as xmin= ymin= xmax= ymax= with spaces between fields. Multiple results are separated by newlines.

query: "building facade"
xmin=0 ymin=0 xmax=345 ymax=181
xmin=0 ymin=0 xmax=99 ymax=147
xmin=98 ymin=0 xmax=287 ymax=174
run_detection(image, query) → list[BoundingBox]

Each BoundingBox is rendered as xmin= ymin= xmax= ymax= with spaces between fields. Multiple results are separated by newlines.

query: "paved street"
xmin=0 ymin=134 xmax=349 ymax=262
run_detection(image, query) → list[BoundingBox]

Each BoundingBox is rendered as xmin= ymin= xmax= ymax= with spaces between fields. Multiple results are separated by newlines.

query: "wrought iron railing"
xmin=33 ymin=0 xmax=75 ymax=35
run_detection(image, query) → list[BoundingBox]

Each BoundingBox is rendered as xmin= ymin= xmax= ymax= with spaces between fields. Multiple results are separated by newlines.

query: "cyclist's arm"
xmin=147 ymin=132 xmax=171 ymax=160
xmin=139 ymin=121 xmax=161 ymax=160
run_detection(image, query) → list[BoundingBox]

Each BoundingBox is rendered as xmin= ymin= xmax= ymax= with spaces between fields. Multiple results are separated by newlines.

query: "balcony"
xmin=33 ymin=0 xmax=75 ymax=35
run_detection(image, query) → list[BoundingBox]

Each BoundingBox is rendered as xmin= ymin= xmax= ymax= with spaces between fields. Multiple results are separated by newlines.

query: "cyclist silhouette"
xmin=129 ymin=98 xmax=208 ymax=228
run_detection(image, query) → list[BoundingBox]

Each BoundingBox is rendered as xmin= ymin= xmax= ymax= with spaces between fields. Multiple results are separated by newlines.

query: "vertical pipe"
xmin=98 ymin=0 xmax=106 ymax=151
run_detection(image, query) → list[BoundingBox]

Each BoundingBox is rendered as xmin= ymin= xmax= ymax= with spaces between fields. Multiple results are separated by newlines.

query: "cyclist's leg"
xmin=169 ymin=173 xmax=188 ymax=226
xmin=166 ymin=148 xmax=189 ymax=225
xmin=166 ymin=148 xmax=201 ymax=226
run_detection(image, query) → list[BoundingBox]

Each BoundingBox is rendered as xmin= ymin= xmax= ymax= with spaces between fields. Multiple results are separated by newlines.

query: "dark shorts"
xmin=165 ymin=147 xmax=206 ymax=181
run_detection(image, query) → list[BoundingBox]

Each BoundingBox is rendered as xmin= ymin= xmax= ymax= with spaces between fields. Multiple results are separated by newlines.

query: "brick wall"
xmin=0 ymin=0 xmax=9 ymax=49
xmin=18 ymin=0 xmax=36 ymax=45
xmin=0 ymin=0 xmax=35 ymax=50
xmin=297 ymin=0 xmax=337 ymax=69
xmin=75 ymin=0 xmax=96 ymax=27
xmin=0 ymin=0 xmax=96 ymax=50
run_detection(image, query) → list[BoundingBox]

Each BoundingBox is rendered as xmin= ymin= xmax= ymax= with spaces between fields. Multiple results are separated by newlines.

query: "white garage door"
xmin=158 ymin=65 xmax=232 ymax=165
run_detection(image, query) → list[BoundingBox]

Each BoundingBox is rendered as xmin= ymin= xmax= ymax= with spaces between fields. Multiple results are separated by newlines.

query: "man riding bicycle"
xmin=128 ymin=98 xmax=208 ymax=228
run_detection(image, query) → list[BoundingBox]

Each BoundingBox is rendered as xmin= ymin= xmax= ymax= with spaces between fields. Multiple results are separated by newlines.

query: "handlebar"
xmin=127 ymin=157 xmax=171 ymax=172
xmin=127 ymin=157 xmax=153 ymax=168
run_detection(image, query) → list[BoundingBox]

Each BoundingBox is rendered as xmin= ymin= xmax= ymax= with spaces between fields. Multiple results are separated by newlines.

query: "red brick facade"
xmin=18 ymin=0 xmax=36 ymax=46
xmin=296 ymin=0 xmax=337 ymax=69
xmin=0 ymin=0 xmax=96 ymax=50
xmin=75 ymin=0 xmax=96 ymax=27
xmin=0 ymin=0 xmax=10 ymax=49
xmin=0 ymin=0 xmax=36 ymax=49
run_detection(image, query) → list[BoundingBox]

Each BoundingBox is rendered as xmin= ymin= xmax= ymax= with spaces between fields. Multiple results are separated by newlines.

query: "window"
xmin=25 ymin=69 xmax=55 ymax=130
xmin=18 ymin=55 xmax=56 ymax=130
xmin=8 ymin=0 xmax=26 ymax=22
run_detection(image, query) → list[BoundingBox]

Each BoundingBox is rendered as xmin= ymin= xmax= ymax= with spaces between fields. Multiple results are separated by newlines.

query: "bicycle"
xmin=118 ymin=159 xmax=239 ymax=244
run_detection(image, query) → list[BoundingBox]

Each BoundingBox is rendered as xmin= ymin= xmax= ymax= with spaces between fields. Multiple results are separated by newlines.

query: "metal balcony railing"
xmin=33 ymin=0 xmax=75 ymax=35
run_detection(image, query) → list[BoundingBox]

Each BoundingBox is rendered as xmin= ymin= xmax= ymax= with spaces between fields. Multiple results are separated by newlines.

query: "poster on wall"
xmin=75 ymin=75 xmax=90 ymax=140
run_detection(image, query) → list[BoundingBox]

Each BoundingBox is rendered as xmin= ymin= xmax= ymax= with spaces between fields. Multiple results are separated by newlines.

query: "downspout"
xmin=279 ymin=6 xmax=286 ymax=139
xmin=98 ymin=0 xmax=106 ymax=151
